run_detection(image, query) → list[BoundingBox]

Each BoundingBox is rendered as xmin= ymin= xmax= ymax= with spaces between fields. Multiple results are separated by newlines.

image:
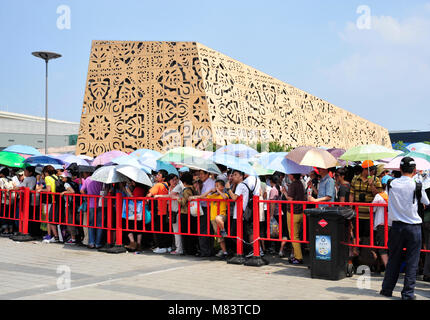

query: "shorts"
xmin=211 ymin=215 xmax=227 ymax=242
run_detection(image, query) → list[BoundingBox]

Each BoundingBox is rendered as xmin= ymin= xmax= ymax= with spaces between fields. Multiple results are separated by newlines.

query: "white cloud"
xmin=318 ymin=8 xmax=430 ymax=131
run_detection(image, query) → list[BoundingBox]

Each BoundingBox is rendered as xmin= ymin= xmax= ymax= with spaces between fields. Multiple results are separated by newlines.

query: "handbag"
xmin=144 ymin=201 xmax=152 ymax=224
xmin=122 ymin=199 xmax=143 ymax=221
xmin=78 ymin=199 xmax=87 ymax=213
xmin=189 ymin=200 xmax=204 ymax=217
xmin=270 ymin=217 xmax=279 ymax=238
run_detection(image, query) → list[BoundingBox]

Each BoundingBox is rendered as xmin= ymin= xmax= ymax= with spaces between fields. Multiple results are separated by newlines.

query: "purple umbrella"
xmin=326 ymin=148 xmax=349 ymax=167
xmin=92 ymin=150 xmax=128 ymax=166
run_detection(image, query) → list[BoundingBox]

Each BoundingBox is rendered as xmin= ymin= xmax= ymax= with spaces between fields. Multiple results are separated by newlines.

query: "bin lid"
xmin=304 ymin=206 xmax=355 ymax=220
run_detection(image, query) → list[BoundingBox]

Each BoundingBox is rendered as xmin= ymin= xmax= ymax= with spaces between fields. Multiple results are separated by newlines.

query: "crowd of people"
xmin=1 ymin=157 xmax=430 ymax=283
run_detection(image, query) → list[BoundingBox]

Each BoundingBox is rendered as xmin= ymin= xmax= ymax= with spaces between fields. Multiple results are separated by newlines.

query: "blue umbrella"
xmin=111 ymin=155 xmax=152 ymax=174
xmin=3 ymin=145 xmax=42 ymax=156
xmin=130 ymin=149 xmax=162 ymax=159
xmin=24 ymin=155 xmax=65 ymax=167
xmin=257 ymin=152 xmax=288 ymax=168
xmin=54 ymin=154 xmax=89 ymax=166
xmin=211 ymin=153 xmax=257 ymax=176
xmin=156 ymin=160 xmax=178 ymax=175
xmin=215 ymin=144 xmax=259 ymax=159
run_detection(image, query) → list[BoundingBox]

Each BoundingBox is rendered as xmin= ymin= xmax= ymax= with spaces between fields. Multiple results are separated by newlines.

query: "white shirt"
xmin=201 ymin=178 xmax=215 ymax=207
xmin=244 ymin=175 xmax=260 ymax=196
xmin=372 ymin=193 xmax=390 ymax=230
xmin=388 ymin=176 xmax=430 ymax=224
xmin=19 ymin=176 xmax=37 ymax=190
xmin=169 ymin=182 xmax=184 ymax=212
xmin=233 ymin=182 xmax=249 ymax=219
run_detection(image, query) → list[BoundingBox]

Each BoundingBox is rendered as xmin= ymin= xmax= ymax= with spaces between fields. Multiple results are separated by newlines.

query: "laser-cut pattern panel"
xmin=77 ymin=41 xmax=391 ymax=157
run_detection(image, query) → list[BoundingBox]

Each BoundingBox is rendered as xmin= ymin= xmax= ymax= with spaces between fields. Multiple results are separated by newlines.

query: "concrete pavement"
xmin=0 ymin=237 xmax=429 ymax=300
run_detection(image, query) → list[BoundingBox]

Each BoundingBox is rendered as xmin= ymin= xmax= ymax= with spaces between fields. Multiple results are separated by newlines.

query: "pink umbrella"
xmin=92 ymin=150 xmax=128 ymax=166
xmin=384 ymin=156 xmax=430 ymax=171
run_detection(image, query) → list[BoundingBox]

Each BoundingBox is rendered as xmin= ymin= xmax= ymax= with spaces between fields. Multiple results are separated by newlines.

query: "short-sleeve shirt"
xmin=207 ymin=193 xmax=228 ymax=220
xmin=269 ymin=187 xmax=282 ymax=215
xmin=45 ymin=175 xmax=58 ymax=202
xmin=337 ymin=183 xmax=350 ymax=202
xmin=149 ymin=182 xmax=169 ymax=215
xmin=350 ymin=175 xmax=383 ymax=217
xmin=81 ymin=177 xmax=103 ymax=208
xmin=317 ymin=175 xmax=336 ymax=208
xmin=287 ymin=180 xmax=305 ymax=214
xmin=169 ymin=183 xmax=184 ymax=213
xmin=20 ymin=176 xmax=37 ymax=190
xmin=233 ymin=182 xmax=249 ymax=219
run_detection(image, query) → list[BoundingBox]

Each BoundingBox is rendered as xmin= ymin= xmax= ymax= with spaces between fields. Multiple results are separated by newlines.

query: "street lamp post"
xmin=31 ymin=51 xmax=62 ymax=154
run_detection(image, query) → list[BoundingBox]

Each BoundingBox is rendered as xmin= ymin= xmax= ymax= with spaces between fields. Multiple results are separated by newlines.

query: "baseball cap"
xmin=400 ymin=157 xmax=416 ymax=169
xmin=16 ymin=169 xmax=25 ymax=175
xmin=362 ymin=160 xmax=374 ymax=169
xmin=381 ymin=175 xmax=394 ymax=185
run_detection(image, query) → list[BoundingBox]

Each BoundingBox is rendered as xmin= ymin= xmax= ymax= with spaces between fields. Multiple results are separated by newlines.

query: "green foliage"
xmin=392 ymin=140 xmax=408 ymax=153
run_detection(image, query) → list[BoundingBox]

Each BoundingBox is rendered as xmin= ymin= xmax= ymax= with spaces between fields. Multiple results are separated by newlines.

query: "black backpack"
xmin=51 ymin=175 xmax=66 ymax=194
xmin=241 ymin=180 xmax=257 ymax=222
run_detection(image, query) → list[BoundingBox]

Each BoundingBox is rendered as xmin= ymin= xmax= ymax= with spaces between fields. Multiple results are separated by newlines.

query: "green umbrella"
xmin=398 ymin=151 xmax=430 ymax=163
xmin=175 ymin=156 xmax=221 ymax=175
xmin=339 ymin=144 xmax=401 ymax=162
xmin=0 ymin=151 xmax=27 ymax=168
xmin=158 ymin=147 xmax=206 ymax=163
xmin=251 ymin=161 xmax=275 ymax=176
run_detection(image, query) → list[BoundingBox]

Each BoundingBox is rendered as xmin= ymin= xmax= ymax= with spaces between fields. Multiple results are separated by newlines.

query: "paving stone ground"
xmin=0 ymin=237 xmax=429 ymax=300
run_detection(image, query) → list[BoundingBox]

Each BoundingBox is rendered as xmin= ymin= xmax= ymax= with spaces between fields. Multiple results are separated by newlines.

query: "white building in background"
xmin=0 ymin=111 xmax=79 ymax=150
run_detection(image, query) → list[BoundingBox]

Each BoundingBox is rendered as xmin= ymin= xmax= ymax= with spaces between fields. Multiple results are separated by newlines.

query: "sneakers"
xmin=153 ymin=247 xmax=167 ymax=254
xmin=246 ymin=252 xmax=254 ymax=258
xmin=289 ymin=257 xmax=303 ymax=265
xmin=42 ymin=235 xmax=57 ymax=243
xmin=65 ymin=238 xmax=77 ymax=245
xmin=170 ymin=250 xmax=184 ymax=255
xmin=279 ymin=251 xmax=286 ymax=258
xmin=220 ymin=230 xmax=228 ymax=238
xmin=216 ymin=250 xmax=228 ymax=259
xmin=46 ymin=236 xmax=58 ymax=243
xmin=167 ymin=247 xmax=172 ymax=253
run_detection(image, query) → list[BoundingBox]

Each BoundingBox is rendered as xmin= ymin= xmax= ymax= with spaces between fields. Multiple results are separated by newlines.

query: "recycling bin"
xmin=304 ymin=207 xmax=355 ymax=280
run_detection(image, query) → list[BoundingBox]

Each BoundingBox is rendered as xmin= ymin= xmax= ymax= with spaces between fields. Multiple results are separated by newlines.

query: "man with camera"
xmin=380 ymin=157 xmax=429 ymax=300
xmin=349 ymin=160 xmax=383 ymax=240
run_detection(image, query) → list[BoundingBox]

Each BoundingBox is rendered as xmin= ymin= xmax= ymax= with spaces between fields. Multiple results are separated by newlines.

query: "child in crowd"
xmin=190 ymin=179 xmax=229 ymax=259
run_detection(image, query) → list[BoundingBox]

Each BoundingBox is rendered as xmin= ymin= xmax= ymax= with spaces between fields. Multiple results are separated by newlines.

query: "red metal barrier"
xmin=6 ymin=188 xmax=430 ymax=257
xmin=254 ymin=197 xmax=430 ymax=254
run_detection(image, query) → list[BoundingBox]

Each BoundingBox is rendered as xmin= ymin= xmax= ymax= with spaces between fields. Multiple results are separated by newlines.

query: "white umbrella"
xmin=116 ymin=165 xmax=153 ymax=187
xmin=91 ymin=165 xmax=128 ymax=184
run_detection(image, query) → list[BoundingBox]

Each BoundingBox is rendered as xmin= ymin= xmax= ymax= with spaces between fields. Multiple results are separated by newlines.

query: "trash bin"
xmin=305 ymin=206 xmax=355 ymax=280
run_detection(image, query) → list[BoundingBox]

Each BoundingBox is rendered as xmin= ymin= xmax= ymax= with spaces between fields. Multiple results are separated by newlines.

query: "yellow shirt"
xmin=45 ymin=175 xmax=57 ymax=202
xmin=207 ymin=193 xmax=228 ymax=220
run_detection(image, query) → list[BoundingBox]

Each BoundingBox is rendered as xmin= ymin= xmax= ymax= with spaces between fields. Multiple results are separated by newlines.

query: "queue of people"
xmin=1 ymin=157 xmax=430 ymax=290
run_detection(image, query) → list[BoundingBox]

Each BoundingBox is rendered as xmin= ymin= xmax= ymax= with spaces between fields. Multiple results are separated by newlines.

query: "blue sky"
xmin=1 ymin=0 xmax=429 ymax=132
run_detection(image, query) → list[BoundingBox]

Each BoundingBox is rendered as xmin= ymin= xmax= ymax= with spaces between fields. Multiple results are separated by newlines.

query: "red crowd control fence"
xmin=1 ymin=188 xmax=429 ymax=258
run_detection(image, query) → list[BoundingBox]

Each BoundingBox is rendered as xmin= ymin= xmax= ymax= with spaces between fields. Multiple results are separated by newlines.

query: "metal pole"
xmin=45 ymin=60 xmax=48 ymax=154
